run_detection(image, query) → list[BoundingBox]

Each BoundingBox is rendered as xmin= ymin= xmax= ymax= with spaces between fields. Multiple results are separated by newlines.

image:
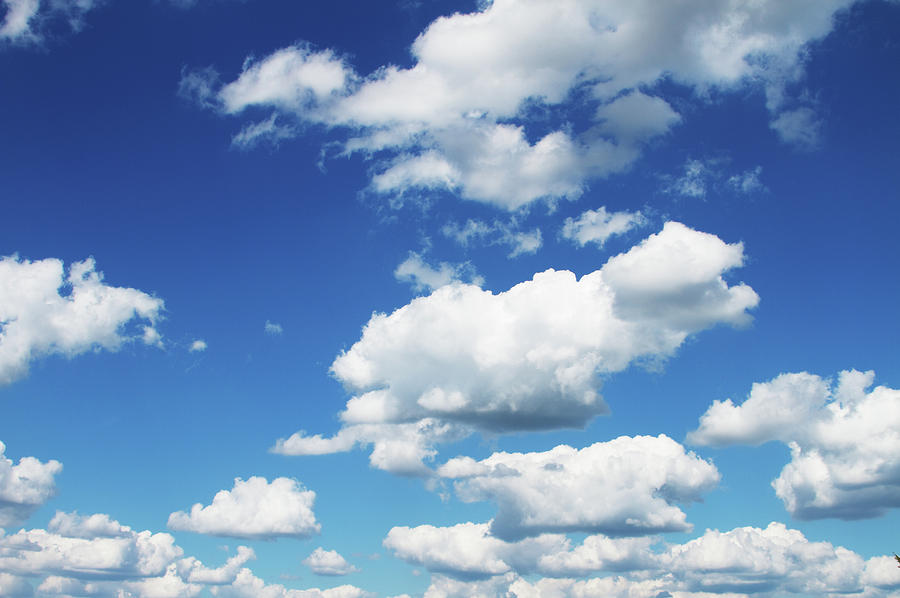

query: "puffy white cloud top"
xmin=186 ymin=0 xmax=856 ymax=208
xmin=690 ymin=369 xmax=900 ymax=520
xmin=0 ymin=526 xmax=181 ymax=579
xmin=0 ymin=441 xmax=62 ymax=529
xmin=403 ymin=521 xmax=897 ymax=597
xmin=168 ymin=477 xmax=321 ymax=540
xmin=274 ymin=223 xmax=757 ymax=475
xmin=210 ymin=569 xmax=373 ymax=598
xmin=560 ymin=207 xmax=645 ymax=248
xmin=303 ymin=548 xmax=359 ymax=577
xmin=438 ymin=435 xmax=719 ymax=540
xmin=0 ymin=256 xmax=164 ymax=386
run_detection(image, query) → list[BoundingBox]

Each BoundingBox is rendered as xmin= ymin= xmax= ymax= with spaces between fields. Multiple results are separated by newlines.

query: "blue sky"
xmin=1 ymin=0 xmax=899 ymax=596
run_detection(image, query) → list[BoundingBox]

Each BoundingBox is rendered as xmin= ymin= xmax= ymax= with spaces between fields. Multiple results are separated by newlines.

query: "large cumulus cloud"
xmin=689 ymin=369 xmax=900 ymax=520
xmin=273 ymin=223 xmax=758 ymax=474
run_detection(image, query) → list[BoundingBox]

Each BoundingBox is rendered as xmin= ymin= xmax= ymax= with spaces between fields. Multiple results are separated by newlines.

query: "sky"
xmin=1 ymin=0 xmax=899 ymax=596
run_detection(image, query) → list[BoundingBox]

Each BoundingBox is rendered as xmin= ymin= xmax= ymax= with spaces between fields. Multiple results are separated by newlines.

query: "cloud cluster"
xmin=0 ymin=256 xmax=164 ymax=386
xmin=211 ymin=569 xmax=372 ymax=598
xmin=438 ymin=435 xmax=719 ymax=540
xmin=441 ymin=219 xmax=543 ymax=258
xmin=0 ymin=441 xmax=62 ymax=529
xmin=394 ymin=521 xmax=900 ymax=597
xmin=167 ymin=476 xmax=321 ymax=539
xmin=0 ymin=0 xmax=100 ymax=42
xmin=274 ymin=223 xmax=758 ymax=474
xmin=186 ymin=0 xmax=854 ymax=208
xmin=690 ymin=369 xmax=900 ymax=520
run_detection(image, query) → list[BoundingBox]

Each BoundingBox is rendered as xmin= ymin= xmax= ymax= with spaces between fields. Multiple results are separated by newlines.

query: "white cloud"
xmin=690 ymin=370 xmax=900 ymax=520
xmin=0 ymin=256 xmax=164 ymax=386
xmin=218 ymin=45 xmax=352 ymax=114
xmin=384 ymin=522 xmax=653 ymax=580
xmin=561 ymin=207 xmax=645 ymax=247
xmin=438 ymin=435 xmax=719 ymax=540
xmin=190 ymin=0 xmax=856 ymax=209
xmin=595 ymin=91 xmax=681 ymax=143
xmin=178 ymin=546 xmax=256 ymax=585
xmin=411 ymin=522 xmax=893 ymax=597
xmin=303 ymin=548 xmax=358 ymax=577
xmin=33 ymin=545 xmax=255 ymax=597
xmin=770 ymin=106 xmax=823 ymax=150
xmin=232 ymin=114 xmax=297 ymax=150
xmin=47 ymin=511 xmax=131 ymax=539
xmin=211 ymin=568 xmax=373 ymax=598
xmin=0 ymin=572 xmax=31 ymax=597
xmin=167 ymin=477 xmax=321 ymax=540
xmin=0 ymin=0 xmax=100 ymax=43
xmin=0 ymin=441 xmax=62 ymax=529
xmin=663 ymin=158 xmax=767 ymax=199
xmin=0 ymin=525 xmax=181 ymax=580
xmin=394 ymin=252 xmax=482 ymax=293
xmin=265 ymin=321 xmax=284 ymax=335
xmin=189 ymin=339 xmax=208 ymax=353
xmin=442 ymin=218 xmax=543 ymax=258
xmin=275 ymin=223 xmax=757 ymax=474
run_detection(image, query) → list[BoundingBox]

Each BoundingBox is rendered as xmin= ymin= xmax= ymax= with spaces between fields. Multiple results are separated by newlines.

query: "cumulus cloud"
xmin=189 ymin=339 xmax=208 ymax=353
xmin=32 ymin=545 xmax=257 ymax=597
xmin=0 ymin=525 xmax=182 ymax=579
xmin=0 ymin=256 xmax=164 ymax=386
xmin=690 ymin=370 xmax=900 ymax=520
xmin=304 ymin=548 xmax=358 ymax=576
xmin=411 ymin=522 xmax=895 ymax=597
xmin=210 ymin=568 xmax=372 ymax=598
xmin=265 ymin=321 xmax=284 ymax=335
xmin=274 ymin=223 xmax=758 ymax=474
xmin=0 ymin=441 xmax=62 ymax=529
xmin=384 ymin=522 xmax=653 ymax=580
xmin=438 ymin=435 xmax=719 ymax=540
xmin=560 ymin=207 xmax=645 ymax=247
xmin=186 ymin=0 xmax=855 ymax=209
xmin=47 ymin=511 xmax=131 ymax=539
xmin=167 ymin=477 xmax=321 ymax=540
xmin=0 ymin=0 xmax=102 ymax=43
xmin=394 ymin=252 xmax=482 ymax=293
xmin=0 ymin=572 xmax=31 ymax=597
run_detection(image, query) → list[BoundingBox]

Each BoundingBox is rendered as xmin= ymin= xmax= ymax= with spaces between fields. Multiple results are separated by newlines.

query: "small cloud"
xmin=662 ymin=158 xmax=766 ymax=199
xmin=394 ymin=252 xmax=482 ymax=293
xmin=189 ymin=339 xmax=207 ymax=353
xmin=770 ymin=107 xmax=823 ymax=151
xmin=561 ymin=207 xmax=646 ymax=248
xmin=303 ymin=547 xmax=359 ymax=576
xmin=265 ymin=321 xmax=283 ymax=335
xmin=442 ymin=218 xmax=542 ymax=258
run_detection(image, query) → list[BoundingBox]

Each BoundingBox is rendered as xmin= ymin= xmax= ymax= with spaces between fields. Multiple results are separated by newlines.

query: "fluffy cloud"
xmin=187 ymin=0 xmax=856 ymax=208
xmin=0 ymin=0 xmax=103 ymax=43
xmin=265 ymin=321 xmax=284 ymax=335
xmin=0 ymin=256 xmax=164 ymax=386
xmin=0 ymin=441 xmax=62 ymax=529
xmin=303 ymin=548 xmax=358 ymax=577
xmin=0 ymin=572 xmax=31 ymax=597
xmin=275 ymin=223 xmax=757 ymax=474
xmin=211 ymin=568 xmax=372 ymax=598
xmin=412 ymin=522 xmax=896 ymax=597
xmin=561 ymin=207 xmax=645 ymax=247
xmin=47 ymin=511 xmax=131 ymax=539
xmin=32 ymin=545 xmax=256 ymax=597
xmin=384 ymin=522 xmax=654 ymax=580
xmin=189 ymin=340 xmax=208 ymax=353
xmin=394 ymin=253 xmax=482 ymax=293
xmin=690 ymin=369 xmax=900 ymax=520
xmin=438 ymin=435 xmax=719 ymax=540
xmin=167 ymin=477 xmax=321 ymax=540
xmin=0 ymin=525 xmax=181 ymax=579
